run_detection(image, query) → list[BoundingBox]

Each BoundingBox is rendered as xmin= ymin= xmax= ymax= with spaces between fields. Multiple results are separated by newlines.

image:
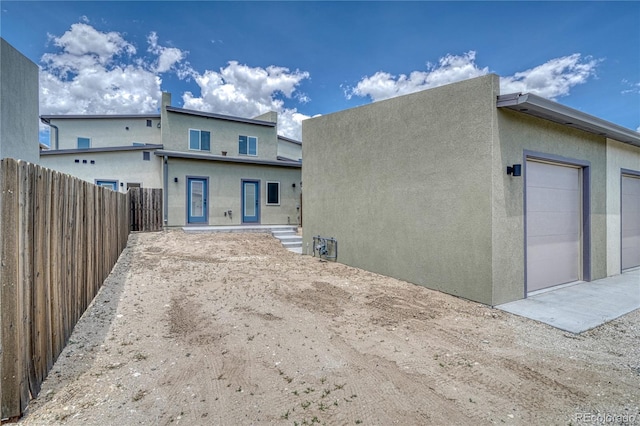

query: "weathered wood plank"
xmin=1 ymin=159 xmax=23 ymax=418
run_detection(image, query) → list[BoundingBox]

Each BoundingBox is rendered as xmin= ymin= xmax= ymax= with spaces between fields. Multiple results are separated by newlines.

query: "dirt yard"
xmin=16 ymin=231 xmax=640 ymax=425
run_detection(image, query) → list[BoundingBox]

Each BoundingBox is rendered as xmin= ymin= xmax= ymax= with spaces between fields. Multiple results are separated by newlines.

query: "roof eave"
xmin=154 ymin=150 xmax=301 ymax=168
xmin=165 ymin=106 xmax=276 ymax=127
xmin=497 ymin=93 xmax=640 ymax=147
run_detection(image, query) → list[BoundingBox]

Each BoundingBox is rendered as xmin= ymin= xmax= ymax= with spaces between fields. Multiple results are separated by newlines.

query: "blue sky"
xmin=1 ymin=1 xmax=639 ymax=141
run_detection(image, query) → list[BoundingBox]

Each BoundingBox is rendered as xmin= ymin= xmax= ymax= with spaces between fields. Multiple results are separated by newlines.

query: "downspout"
xmin=50 ymin=124 xmax=59 ymax=150
xmin=163 ymin=155 xmax=169 ymax=226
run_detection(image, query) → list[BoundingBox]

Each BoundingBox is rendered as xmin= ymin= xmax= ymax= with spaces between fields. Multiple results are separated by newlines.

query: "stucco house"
xmin=302 ymin=74 xmax=640 ymax=305
xmin=0 ymin=38 xmax=39 ymax=164
xmin=40 ymin=93 xmax=302 ymax=227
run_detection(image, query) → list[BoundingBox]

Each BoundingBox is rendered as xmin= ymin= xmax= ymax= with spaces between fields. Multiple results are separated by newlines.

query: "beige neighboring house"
xmin=0 ymin=38 xmax=39 ymax=163
xmin=39 ymin=114 xmax=164 ymax=192
xmin=302 ymin=74 xmax=640 ymax=305
xmin=40 ymin=93 xmax=302 ymax=227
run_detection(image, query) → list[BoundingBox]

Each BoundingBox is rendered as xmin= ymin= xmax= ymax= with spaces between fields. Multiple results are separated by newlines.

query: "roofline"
xmin=277 ymin=135 xmax=302 ymax=145
xmin=497 ymin=93 xmax=640 ymax=147
xmin=154 ymin=150 xmax=301 ymax=168
xmin=40 ymin=114 xmax=160 ymax=123
xmin=40 ymin=144 xmax=164 ymax=156
xmin=277 ymin=155 xmax=302 ymax=162
xmin=165 ymin=106 xmax=276 ymax=127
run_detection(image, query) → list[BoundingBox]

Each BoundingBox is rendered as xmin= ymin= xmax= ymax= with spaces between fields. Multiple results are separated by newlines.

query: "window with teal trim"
xmin=77 ymin=137 xmax=90 ymax=149
xmin=189 ymin=129 xmax=211 ymax=151
xmin=239 ymin=135 xmax=257 ymax=156
xmin=96 ymin=180 xmax=117 ymax=190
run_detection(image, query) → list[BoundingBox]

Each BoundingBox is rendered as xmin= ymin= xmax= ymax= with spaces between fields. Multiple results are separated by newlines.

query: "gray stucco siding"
xmin=165 ymin=158 xmax=301 ymax=227
xmin=492 ymin=109 xmax=608 ymax=304
xmin=46 ymin=117 xmax=161 ymax=150
xmin=163 ymin=112 xmax=278 ymax=160
xmin=605 ymin=139 xmax=640 ymax=276
xmin=303 ymin=75 xmax=498 ymax=305
xmin=38 ymin=149 xmax=163 ymax=193
xmin=0 ymin=38 xmax=39 ymax=164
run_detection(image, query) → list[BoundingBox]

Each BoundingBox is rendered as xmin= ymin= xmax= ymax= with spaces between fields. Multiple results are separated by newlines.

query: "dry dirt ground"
xmin=16 ymin=231 xmax=640 ymax=426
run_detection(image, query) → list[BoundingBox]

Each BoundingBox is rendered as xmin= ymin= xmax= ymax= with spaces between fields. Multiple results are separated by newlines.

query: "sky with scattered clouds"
xmin=2 ymin=1 xmax=639 ymax=142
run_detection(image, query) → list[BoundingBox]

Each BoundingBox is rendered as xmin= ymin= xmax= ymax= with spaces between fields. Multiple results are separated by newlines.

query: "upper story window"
xmin=143 ymin=151 xmax=151 ymax=161
xmin=77 ymin=137 xmax=91 ymax=149
xmin=146 ymin=119 xmax=152 ymax=127
xmin=189 ymin=129 xmax=210 ymax=151
xmin=239 ymin=135 xmax=257 ymax=156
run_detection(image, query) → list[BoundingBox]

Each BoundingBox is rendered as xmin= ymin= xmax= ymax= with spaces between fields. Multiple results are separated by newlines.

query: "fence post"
xmin=1 ymin=159 xmax=28 ymax=419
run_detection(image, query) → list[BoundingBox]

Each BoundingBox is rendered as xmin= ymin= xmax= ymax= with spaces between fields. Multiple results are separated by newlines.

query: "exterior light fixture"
xmin=174 ymin=177 xmax=178 ymax=183
xmin=507 ymin=164 xmax=522 ymax=177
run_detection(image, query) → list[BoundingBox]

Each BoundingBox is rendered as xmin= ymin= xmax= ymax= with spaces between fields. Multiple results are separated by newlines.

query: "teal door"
xmin=187 ymin=178 xmax=208 ymax=223
xmin=242 ymin=180 xmax=260 ymax=223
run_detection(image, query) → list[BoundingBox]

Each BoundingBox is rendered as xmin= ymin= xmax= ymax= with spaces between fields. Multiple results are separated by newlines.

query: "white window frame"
xmin=239 ymin=135 xmax=258 ymax=156
xmin=189 ymin=129 xmax=211 ymax=152
xmin=266 ymin=181 xmax=280 ymax=206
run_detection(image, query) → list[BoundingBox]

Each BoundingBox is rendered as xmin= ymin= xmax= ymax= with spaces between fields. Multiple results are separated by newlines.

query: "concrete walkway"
xmin=497 ymin=269 xmax=640 ymax=333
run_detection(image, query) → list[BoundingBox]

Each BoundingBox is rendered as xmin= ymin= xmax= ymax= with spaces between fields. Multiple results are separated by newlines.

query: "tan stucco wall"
xmin=278 ymin=139 xmax=302 ymax=161
xmin=165 ymin=158 xmax=301 ymax=227
xmin=493 ymin=110 xmax=608 ymax=304
xmin=303 ymin=75 xmax=499 ymax=305
xmin=39 ymin=150 xmax=163 ymax=193
xmin=48 ymin=117 xmax=161 ymax=150
xmin=163 ymin=111 xmax=278 ymax=160
xmin=605 ymin=139 xmax=640 ymax=276
xmin=0 ymin=38 xmax=39 ymax=164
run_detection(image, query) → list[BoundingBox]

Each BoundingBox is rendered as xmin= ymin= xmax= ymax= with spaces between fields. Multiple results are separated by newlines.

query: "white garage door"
xmin=526 ymin=160 xmax=581 ymax=292
xmin=621 ymin=174 xmax=640 ymax=270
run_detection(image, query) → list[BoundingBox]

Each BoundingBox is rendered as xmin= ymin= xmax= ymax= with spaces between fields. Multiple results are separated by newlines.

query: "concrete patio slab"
xmin=497 ymin=269 xmax=640 ymax=334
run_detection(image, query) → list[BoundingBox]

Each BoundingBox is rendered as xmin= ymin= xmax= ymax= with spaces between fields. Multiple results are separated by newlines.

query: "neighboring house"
xmin=40 ymin=93 xmax=302 ymax=227
xmin=156 ymin=93 xmax=302 ymax=227
xmin=302 ymin=74 xmax=640 ymax=306
xmin=0 ymin=38 xmax=39 ymax=163
xmin=277 ymin=135 xmax=303 ymax=162
xmin=39 ymin=114 xmax=163 ymax=191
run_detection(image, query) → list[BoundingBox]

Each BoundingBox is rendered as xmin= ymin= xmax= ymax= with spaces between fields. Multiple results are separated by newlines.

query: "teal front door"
xmin=242 ymin=180 xmax=260 ymax=223
xmin=187 ymin=178 xmax=208 ymax=224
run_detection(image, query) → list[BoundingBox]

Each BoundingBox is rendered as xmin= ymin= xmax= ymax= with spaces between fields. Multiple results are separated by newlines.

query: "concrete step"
xmin=271 ymin=229 xmax=302 ymax=253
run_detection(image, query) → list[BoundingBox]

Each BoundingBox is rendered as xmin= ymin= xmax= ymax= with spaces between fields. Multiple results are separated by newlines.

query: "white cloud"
xmin=622 ymin=79 xmax=640 ymax=95
xmin=500 ymin=54 xmax=600 ymax=99
xmin=147 ymin=32 xmax=187 ymax=73
xmin=347 ymin=51 xmax=488 ymax=102
xmin=39 ymin=23 xmax=309 ymax=140
xmin=41 ymin=23 xmax=162 ymax=116
xmin=182 ymin=61 xmax=311 ymax=140
xmin=347 ymin=51 xmax=600 ymax=102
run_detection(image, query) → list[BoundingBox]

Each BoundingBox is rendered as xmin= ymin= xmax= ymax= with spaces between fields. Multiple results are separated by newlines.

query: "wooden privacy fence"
xmin=129 ymin=187 xmax=162 ymax=232
xmin=0 ymin=158 xmax=130 ymax=421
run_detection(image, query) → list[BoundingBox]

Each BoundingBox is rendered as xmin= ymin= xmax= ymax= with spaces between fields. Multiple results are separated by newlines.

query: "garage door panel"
xmin=527 ymin=187 xmax=580 ymax=213
xmin=527 ymin=161 xmax=580 ymax=190
xmin=526 ymin=160 xmax=581 ymax=293
xmin=621 ymin=175 xmax=640 ymax=270
xmin=527 ymin=211 xmax=580 ymax=237
xmin=527 ymin=238 xmax=580 ymax=289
